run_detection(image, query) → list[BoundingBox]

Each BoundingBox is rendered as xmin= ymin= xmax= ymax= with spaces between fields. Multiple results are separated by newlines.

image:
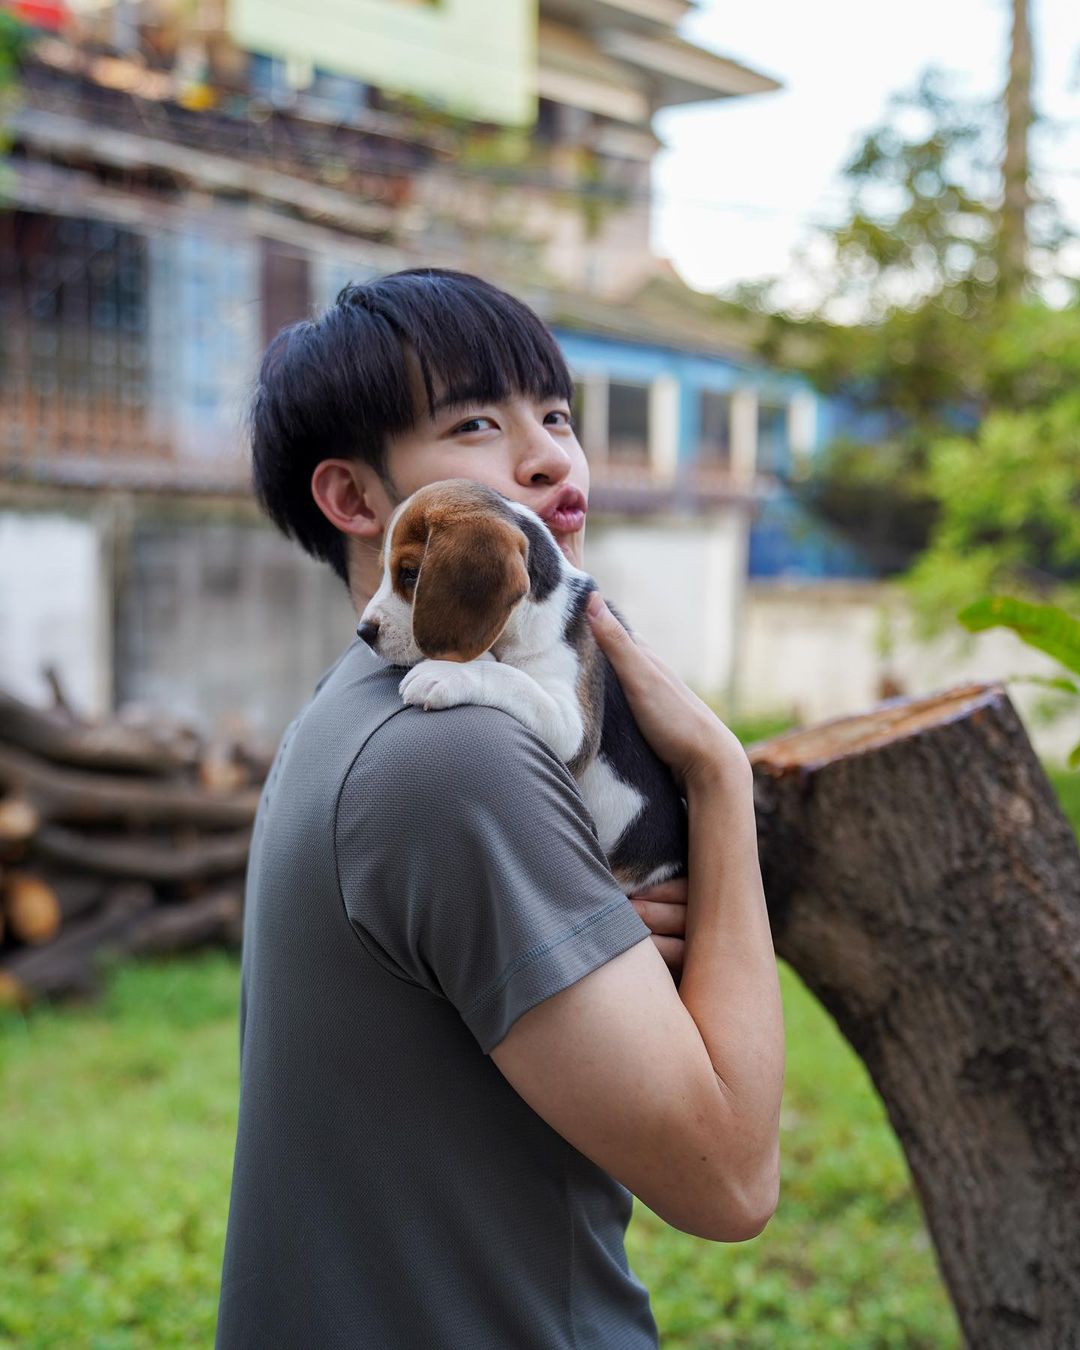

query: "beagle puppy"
xmin=357 ymin=479 xmax=688 ymax=893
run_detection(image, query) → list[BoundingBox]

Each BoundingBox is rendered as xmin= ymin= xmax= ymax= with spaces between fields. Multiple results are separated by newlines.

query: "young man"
xmin=215 ymin=269 xmax=784 ymax=1349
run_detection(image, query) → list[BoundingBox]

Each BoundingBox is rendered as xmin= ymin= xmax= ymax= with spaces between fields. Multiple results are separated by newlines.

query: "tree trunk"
xmin=749 ymin=680 xmax=1080 ymax=1347
xmin=999 ymin=0 xmax=1033 ymax=301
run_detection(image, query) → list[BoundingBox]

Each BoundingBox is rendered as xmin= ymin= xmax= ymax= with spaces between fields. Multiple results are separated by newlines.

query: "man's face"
xmin=383 ymin=385 xmax=590 ymax=570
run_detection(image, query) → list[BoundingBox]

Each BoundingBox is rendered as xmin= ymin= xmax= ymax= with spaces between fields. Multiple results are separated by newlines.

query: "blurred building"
xmin=0 ymin=0 xmax=846 ymax=738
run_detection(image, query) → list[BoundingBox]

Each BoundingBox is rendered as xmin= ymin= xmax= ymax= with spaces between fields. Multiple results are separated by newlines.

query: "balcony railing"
xmin=15 ymin=46 xmax=434 ymax=208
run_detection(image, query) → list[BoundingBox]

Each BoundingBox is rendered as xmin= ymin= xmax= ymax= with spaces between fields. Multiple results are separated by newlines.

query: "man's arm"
xmin=489 ymin=756 xmax=783 ymax=1242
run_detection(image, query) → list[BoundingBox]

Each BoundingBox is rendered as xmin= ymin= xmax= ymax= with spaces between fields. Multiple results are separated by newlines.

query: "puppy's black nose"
xmin=357 ymin=620 xmax=380 ymax=648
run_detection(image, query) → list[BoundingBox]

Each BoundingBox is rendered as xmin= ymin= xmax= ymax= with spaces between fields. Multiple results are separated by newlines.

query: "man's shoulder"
xmin=356 ymin=699 xmax=565 ymax=786
xmin=290 ymin=642 xmax=580 ymax=821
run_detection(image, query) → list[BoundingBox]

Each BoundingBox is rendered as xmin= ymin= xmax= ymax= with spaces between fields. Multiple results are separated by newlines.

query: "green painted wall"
xmin=229 ymin=0 xmax=537 ymax=125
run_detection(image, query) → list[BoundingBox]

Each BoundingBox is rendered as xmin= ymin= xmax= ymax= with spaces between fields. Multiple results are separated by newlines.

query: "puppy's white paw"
xmin=399 ymin=659 xmax=482 ymax=711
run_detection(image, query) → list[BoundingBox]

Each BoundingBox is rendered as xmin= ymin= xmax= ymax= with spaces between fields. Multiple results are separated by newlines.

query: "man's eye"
xmin=454 ymin=416 xmax=495 ymax=434
xmin=546 ymin=410 xmax=573 ymax=427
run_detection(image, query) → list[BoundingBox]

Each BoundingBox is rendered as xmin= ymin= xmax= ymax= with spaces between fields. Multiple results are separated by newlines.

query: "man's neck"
xmin=347 ymin=537 xmax=383 ymax=619
xmin=349 ymin=584 xmax=371 ymax=621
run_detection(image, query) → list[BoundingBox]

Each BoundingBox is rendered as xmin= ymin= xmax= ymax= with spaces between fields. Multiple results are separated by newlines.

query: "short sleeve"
xmin=334 ymin=703 xmax=652 ymax=1054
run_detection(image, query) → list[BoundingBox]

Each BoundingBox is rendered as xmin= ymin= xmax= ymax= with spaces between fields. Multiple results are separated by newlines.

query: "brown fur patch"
xmin=566 ymin=635 xmax=604 ymax=777
xmin=392 ymin=482 xmax=530 ymax=662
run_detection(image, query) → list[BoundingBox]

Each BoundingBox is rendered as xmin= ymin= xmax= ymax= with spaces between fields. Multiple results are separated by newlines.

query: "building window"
xmin=757 ymin=402 xmax=790 ymax=477
xmin=698 ymin=390 xmax=731 ymax=466
xmin=0 ymin=211 xmax=151 ymax=457
xmin=300 ymin=68 xmax=370 ymax=124
xmin=535 ymin=98 xmax=561 ymax=143
xmin=571 ymin=379 xmax=588 ymax=435
xmin=607 ymin=380 xmax=650 ymax=464
xmin=260 ymin=240 xmax=311 ymax=347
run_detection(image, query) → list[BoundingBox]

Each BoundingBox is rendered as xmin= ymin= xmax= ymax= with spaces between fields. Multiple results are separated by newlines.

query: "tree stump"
xmin=748 ymin=680 xmax=1080 ymax=1348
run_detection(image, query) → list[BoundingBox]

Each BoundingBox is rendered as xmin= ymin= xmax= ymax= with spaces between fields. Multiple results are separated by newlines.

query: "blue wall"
xmin=553 ymin=328 xmax=871 ymax=579
xmin=553 ymin=329 xmax=822 ymax=467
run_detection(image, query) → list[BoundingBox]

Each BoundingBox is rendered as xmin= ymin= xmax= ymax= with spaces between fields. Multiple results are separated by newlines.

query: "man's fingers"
xmin=629 ymin=897 xmax=686 ymax=936
xmin=585 ymin=590 xmax=631 ymax=640
xmin=629 ymin=876 xmax=688 ymax=905
xmin=585 ymin=592 xmax=650 ymax=682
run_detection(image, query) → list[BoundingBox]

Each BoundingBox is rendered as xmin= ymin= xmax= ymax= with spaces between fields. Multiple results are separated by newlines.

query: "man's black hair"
xmin=249 ymin=267 xmax=576 ymax=587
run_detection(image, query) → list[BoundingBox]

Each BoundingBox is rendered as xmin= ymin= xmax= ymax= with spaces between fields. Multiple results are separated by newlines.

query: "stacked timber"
xmin=0 ymin=679 xmax=270 ymax=1008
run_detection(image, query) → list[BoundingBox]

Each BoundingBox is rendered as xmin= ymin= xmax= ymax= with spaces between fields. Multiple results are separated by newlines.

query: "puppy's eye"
xmin=398 ymin=566 xmax=419 ymax=589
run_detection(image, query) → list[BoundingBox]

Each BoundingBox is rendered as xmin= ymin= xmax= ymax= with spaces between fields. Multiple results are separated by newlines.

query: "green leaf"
xmin=1006 ymin=673 xmax=1080 ymax=695
xmin=957 ymin=595 xmax=1080 ymax=677
xmin=1068 ymin=740 xmax=1080 ymax=771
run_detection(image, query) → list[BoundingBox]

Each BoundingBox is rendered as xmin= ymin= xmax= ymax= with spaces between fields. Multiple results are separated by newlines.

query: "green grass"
xmin=0 ymin=954 xmax=241 ymax=1349
xmin=2 ymin=766 xmax=1077 ymax=1348
xmin=627 ymin=963 xmax=961 ymax=1348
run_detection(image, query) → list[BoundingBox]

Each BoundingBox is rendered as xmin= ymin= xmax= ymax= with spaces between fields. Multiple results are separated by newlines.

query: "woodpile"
xmin=0 ymin=674 xmax=269 ymax=1008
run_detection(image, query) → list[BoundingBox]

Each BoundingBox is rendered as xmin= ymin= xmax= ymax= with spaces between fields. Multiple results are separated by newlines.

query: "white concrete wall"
xmin=14 ymin=512 xmax=1070 ymax=773
xmin=0 ymin=511 xmax=112 ymax=716
xmin=739 ymin=580 xmax=1080 ymax=767
xmin=118 ymin=519 xmax=355 ymax=742
xmin=582 ymin=512 xmax=745 ymax=702
xmin=0 ymin=507 xmax=354 ymax=741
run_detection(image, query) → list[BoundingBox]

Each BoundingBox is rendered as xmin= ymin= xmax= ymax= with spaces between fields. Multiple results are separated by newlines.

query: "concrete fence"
xmin=3 ymin=506 xmax=1078 ymax=769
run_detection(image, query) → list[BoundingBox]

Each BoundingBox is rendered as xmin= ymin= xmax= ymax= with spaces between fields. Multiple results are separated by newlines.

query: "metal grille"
xmin=0 ymin=211 xmax=172 ymax=472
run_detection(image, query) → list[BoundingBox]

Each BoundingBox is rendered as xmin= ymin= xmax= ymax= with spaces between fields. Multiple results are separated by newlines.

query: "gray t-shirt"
xmin=215 ymin=636 xmax=660 ymax=1349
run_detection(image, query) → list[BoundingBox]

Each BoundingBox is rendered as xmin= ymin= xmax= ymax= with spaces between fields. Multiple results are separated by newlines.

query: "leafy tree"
xmin=0 ymin=11 xmax=28 ymax=99
xmin=738 ymin=64 xmax=1079 ymax=638
xmin=958 ymin=594 xmax=1080 ymax=767
xmin=0 ymin=10 xmax=29 ymax=192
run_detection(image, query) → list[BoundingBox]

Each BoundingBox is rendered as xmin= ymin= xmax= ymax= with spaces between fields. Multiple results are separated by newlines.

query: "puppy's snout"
xmin=357 ymin=619 xmax=380 ymax=649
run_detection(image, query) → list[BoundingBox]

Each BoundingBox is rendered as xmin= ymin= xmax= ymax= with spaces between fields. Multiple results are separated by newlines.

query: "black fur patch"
xmin=562 ymin=575 xmax=596 ymax=646
xmin=515 ymin=512 xmax=562 ymax=603
xmin=598 ymin=650 xmax=689 ymax=884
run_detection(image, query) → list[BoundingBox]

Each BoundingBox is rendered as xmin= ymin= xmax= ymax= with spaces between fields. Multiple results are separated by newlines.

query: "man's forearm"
xmin=678 ymin=761 xmax=785 ymax=1206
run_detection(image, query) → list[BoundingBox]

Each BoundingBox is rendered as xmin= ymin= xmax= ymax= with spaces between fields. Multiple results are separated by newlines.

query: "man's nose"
xmin=518 ymin=425 xmax=572 ymax=484
xmin=357 ymin=620 xmax=380 ymax=648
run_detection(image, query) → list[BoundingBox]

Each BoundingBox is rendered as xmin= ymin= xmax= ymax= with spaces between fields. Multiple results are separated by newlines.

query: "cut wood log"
xmin=198 ymin=744 xmax=249 ymax=795
xmin=233 ymin=741 xmax=276 ymax=785
xmin=0 ymin=742 xmax=260 ymax=829
xmin=126 ymin=886 xmax=242 ymax=956
xmin=48 ymin=872 xmax=110 ymax=925
xmin=0 ymin=686 xmax=200 ymax=776
xmin=42 ymin=663 xmax=77 ymax=720
xmin=0 ymin=863 xmax=109 ymax=926
xmin=3 ymin=870 xmax=60 ymax=944
xmin=31 ymin=824 xmax=251 ymax=883
xmin=749 ymin=680 xmax=1080 ymax=1349
xmin=0 ymin=795 xmax=40 ymax=846
xmin=0 ymin=881 xmax=154 ymax=1008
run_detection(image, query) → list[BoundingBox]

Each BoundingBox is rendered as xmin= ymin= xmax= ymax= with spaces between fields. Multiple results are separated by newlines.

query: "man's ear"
xmin=310 ymin=459 xmax=385 ymax=542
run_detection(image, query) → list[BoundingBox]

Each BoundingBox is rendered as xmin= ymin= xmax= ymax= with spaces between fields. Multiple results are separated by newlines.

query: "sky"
xmin=651 ymin=0 xmax=1080 ymax=299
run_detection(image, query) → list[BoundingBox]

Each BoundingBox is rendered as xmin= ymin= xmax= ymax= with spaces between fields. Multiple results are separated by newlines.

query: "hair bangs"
xmin=338 ymin=269 xmax=574 ymax=427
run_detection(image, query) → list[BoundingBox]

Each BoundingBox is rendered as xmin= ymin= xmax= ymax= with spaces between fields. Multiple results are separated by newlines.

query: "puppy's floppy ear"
xmin=412 ymin=516 xmax=529 ymax=661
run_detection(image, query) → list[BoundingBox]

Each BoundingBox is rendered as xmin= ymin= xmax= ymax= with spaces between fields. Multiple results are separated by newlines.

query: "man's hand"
xmin=627 ymin=875 xmax=687 ymax=983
